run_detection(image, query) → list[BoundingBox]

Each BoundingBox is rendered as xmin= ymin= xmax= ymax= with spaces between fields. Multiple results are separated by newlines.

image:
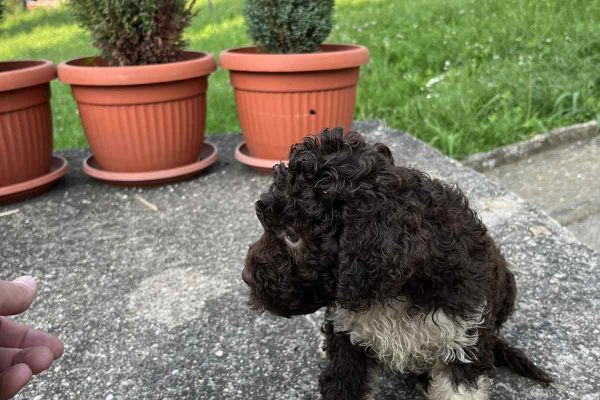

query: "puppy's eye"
xmin=283 ymin=232 xmax=302 ymax=248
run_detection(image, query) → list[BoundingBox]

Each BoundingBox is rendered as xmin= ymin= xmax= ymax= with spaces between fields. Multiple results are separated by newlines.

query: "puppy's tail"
xmin=493 ymin=336 xmax=553 ymax=384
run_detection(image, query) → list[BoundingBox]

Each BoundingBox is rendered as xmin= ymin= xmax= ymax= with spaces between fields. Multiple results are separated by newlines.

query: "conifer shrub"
xmin=69 ymin=0 xmax=197 ymax=66
xmin=243 ymin=0 xmax=334 ymax=54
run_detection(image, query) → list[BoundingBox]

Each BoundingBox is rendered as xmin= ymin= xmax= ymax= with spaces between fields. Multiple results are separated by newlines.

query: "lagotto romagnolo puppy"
xmin=242 ymin=128 xmax=552 ymax=400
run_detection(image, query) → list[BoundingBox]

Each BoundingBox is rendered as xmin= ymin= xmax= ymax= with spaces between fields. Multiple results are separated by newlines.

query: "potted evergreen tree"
xmin=220 ymin=0 xmax=368 ymax=172
xmin=58 ymin=0 xmax=218 ymax=185
xmin=0 ymin=60 xmax=68 ymax=204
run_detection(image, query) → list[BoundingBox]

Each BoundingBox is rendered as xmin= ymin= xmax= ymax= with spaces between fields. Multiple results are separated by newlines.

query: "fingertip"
xmin=0 ymin=277 xmax=37 ymax=316
xmin=9 ymin=363 xmax=32 ymax=381
xmin=21 ymin=329 xmax=64 ymax=360
xmin=12 ymin=276 xmax=37 ymax=294
xmin=0 ymin=363 xmax=32 ymax=400
xmin=52 ymin=338 xmax=65 ymax=360
xmin=14 ymin=347 xmax=53 ymax=374
xmin=38 ymin=333 xmax=63 ymax=361
xmin=31 ymin=347 xmax=53 ymax=374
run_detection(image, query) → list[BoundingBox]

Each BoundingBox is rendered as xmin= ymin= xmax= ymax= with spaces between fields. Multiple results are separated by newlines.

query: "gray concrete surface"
xmin=0 ymin=121 xmax=599 ymax=399
xmin=485 ymin=135 xmax=600 ymax=251
xmin=463 ymin=121 xmax=597 ymax=171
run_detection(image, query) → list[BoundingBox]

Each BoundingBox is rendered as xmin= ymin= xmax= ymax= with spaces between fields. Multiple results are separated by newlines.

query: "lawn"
xmin=1 ymin=0 xmax=600 ymax=158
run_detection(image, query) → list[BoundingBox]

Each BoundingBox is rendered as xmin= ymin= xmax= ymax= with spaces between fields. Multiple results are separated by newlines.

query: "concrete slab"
xmin=0 ymin=121 xmax=598 ymax=399
xmin=564 ymin=214 xmax=600 ymax=253
xmin=463 ymin=121 xmax=597 ymax=172
xmin=485 ymin=135 xmax=600 ymax=251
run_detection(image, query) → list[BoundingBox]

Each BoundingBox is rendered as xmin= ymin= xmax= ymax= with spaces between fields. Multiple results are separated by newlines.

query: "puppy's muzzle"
xmin=241 ymin=267 xmax=253 ymax=286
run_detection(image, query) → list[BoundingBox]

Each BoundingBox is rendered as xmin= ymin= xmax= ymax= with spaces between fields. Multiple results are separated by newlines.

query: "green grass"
xmin=2 ymin=0 xmax=600 ymax=158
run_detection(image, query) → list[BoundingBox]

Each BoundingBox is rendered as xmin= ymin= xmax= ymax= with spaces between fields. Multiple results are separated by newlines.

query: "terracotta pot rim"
xmin=219 ymin=44 xmax=369 ymax=73
xmin=58 ymin=51 xmax=216 ymax=86
xmin=82 ymin=142 xmax=218 ymax=185
xmin=0 ymin=156 xmax=68 ymax=198
xmin=0 ymin=60 xmax=56 ymax=92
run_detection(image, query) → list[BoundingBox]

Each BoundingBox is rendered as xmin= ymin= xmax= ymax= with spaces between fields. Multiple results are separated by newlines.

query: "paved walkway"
xmin=0 ymin=121 xmax=598 ymax=399
xmin=485 ymin=135 xmax=600 ymax=251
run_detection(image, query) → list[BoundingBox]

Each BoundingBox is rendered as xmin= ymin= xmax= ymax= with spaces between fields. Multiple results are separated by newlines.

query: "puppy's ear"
xmin=336 ymin=194 xmax=404 ymax=311
xmin=323 ymin=136 xmax=408 ymax=311
xmin=288 ymin=129 xmax=407 ymax=310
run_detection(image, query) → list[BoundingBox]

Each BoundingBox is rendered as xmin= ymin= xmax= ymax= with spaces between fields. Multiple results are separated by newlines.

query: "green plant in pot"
xmin=220 ymin=0 xmax=369 ymax=173
xmin=58 ymin=0 xmax=218 ymax=185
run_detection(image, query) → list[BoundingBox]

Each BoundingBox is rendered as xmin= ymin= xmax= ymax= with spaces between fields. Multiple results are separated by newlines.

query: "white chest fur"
xmin=331 ymin=301 xmax=484 ymax=374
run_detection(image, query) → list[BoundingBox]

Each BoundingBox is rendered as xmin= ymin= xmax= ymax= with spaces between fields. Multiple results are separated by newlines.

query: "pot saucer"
xmin=83 ymin=142 xmax=218 ymax=186
xmin=234 ymin=142 xmax=287 ymax=174
xmin=0 ymin=156 xmax=68 ymax=205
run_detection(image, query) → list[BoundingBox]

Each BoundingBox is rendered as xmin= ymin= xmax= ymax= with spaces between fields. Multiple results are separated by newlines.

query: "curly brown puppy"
xmin=242 ymin=128 xmax=552 ymax=400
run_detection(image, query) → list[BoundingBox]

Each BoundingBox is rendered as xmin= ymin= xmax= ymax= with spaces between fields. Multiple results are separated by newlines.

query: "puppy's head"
xmin=242 ymin=128 xmax=403 ymax=317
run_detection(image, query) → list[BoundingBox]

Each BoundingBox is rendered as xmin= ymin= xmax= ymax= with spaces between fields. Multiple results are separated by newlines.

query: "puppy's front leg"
xmin=319 ymin=321 xmax=374 ymax=400
xmin=427 ymin=361 xmax=491 ymax=400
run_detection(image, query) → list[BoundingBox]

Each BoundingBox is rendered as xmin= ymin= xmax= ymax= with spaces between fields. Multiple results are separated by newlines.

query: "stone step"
xmin=0 ymin=121 xmax=597 ymax=399
xmin=483 ymin=134 xmax=600 ymax=252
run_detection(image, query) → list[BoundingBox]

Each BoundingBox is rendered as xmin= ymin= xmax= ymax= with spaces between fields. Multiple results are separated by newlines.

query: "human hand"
xmin=0 ymin=277 xmax=63 ymax=400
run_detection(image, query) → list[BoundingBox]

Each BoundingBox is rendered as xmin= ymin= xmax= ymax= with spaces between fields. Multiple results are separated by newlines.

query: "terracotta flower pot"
xmin=219 ymin=44 xmax=369 ymax=162
xmin=0 ymin=60 xmax=56 ymax=187
xmin=58 ymin=52 xmax=216 ymax=173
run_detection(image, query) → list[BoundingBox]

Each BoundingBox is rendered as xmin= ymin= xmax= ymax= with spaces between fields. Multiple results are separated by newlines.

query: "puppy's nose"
xmin=242 ymin=267 xmax=252 ymax=286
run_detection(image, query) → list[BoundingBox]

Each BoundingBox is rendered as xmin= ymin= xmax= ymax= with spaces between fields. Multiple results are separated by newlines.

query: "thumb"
xmin=0 ymin=277 xmax=37 ymax=316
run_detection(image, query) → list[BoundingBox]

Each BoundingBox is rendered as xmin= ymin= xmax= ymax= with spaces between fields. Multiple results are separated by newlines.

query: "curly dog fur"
xmin=242 ymin=128 xmax=552 ymax=399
